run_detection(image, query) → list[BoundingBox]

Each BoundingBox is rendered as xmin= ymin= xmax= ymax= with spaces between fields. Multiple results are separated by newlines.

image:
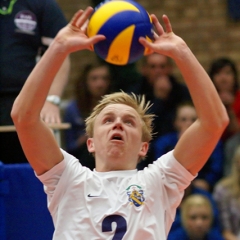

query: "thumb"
xmin=139 ymin=37 xmax=155 ymax=50
xmin=86 ymin=35 xmax=106 ymax=50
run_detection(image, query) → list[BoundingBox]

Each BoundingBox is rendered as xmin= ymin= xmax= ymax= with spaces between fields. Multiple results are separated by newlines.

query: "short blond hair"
xmin=85 ymin=92 xmax=154 ymax=142
xmin=181 ymin=194 xmax=213 ymax=229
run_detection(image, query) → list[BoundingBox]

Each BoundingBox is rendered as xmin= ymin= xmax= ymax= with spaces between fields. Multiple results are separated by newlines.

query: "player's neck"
xmin=95 ymin=156 xmax=137 ymax=172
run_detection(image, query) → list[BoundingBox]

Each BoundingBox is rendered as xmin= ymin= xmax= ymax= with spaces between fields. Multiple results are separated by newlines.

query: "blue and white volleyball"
xmin=87 ymin=0 xmax=154 ymax=65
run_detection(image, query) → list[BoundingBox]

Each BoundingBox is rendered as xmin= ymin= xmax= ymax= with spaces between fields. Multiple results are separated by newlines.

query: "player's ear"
xmin=87 ymin=138 xmax=95 ymax=153
xmin=139 ymin=142 xmax=149 ymax=157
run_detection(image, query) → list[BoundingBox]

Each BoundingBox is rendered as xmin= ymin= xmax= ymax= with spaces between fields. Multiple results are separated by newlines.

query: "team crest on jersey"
xmin=126 ymin=185 xmax=145 ymax=207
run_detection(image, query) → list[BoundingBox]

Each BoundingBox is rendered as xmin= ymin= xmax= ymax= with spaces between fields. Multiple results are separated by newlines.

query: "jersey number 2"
xmin=102 ymin=215 xmax=127 ymax=240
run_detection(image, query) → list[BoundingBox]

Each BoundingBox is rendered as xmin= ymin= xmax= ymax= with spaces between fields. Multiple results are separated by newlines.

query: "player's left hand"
xmin=139 ymin=14 xmax=187 ymax=59
xmin=40 ymin=101 xmax=61 ymax=124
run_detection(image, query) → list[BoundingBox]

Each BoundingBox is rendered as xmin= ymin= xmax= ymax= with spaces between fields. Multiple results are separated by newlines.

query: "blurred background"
xmin=56 ymin=0 xmax=240 ymax=100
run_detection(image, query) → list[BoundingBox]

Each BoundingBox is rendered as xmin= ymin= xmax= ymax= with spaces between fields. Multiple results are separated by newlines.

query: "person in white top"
xmin=11 ymin=6 xmax=229 ymax=240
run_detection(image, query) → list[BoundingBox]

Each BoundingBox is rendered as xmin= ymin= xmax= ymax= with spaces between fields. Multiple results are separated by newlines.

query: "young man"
xmin=11 ymin=7 xmax=229 ymax=240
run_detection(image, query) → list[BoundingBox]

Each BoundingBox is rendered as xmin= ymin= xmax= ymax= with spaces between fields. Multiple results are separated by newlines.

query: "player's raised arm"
xmin=139 ymin=14 xmax=229 ymax=175
xmin=11 ymin=7 xmax=105 ymax=175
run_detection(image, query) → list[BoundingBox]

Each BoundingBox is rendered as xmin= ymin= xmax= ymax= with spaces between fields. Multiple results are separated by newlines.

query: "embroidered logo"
xmin=126 ymin=184 xmax=145 ymax=207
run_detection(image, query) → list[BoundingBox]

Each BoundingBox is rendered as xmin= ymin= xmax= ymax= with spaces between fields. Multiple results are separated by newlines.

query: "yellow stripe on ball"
xmin=143 ymin=36 xmax=153 ymax=55
xmin=87 ymin=1 xmax=140 ymax=37
xmin=147 ymin=12 xmax=153 ymax=23
xmin=106 ymin=24 xmax=135 ymax=65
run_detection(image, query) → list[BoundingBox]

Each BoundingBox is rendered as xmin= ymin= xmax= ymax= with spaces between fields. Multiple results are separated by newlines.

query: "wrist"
xmin=46 ymin=95 xmax=61 ymax=106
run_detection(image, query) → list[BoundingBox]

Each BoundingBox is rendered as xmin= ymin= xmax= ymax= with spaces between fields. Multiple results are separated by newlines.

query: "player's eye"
xmin=104 ymin=118 xmax=112 ymax=123
xmin=125 ymin=120 xmax=133 ymax=125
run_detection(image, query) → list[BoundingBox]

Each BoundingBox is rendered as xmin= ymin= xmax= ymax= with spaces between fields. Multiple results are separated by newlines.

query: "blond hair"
xmin=181 ymin=194 xmax=213 ymax=229
xmin=85 ymin=92 xmax=154 ymax=142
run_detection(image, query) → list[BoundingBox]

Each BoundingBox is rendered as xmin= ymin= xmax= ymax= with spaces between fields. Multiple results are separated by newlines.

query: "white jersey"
xmin=37 ymin=149 xmax=195 ymax=240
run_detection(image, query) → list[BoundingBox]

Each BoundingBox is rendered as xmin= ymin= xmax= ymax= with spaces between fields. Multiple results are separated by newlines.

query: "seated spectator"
xmin=169 ymin=183 xmax=221 ymax=235
xmin=137 ymin=53 xmax=192 ymax=138
xmin=153 ymin=102 xmax=224 ymax=192
xmin=209 ymin=57 xmax=240 ymax=142
xmin=138 ymin=53 xmax=176 ymax=96
xmin=137 ymin=74 xmax=192 ymax=170
xmin=149 ymin=75 xmax=191 ymax=138
xmin=168 ymin=194 xmax=224 ymax=240
xmin=64 ymin=61 xmax=112 ymax=170
xmin=213 ymin=146 xmax=240 ymax=240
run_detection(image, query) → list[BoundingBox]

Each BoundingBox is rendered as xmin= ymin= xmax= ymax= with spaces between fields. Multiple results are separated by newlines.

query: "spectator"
xmin=153 ymin=102 xmax=224 ymax=192
xmin=169 ymin=183 xmax=222 ymax=235
xmin=149 ymin=76 xmax=191 ymax=138
xmin=138 ymin=53 xmax=179 ymax=96
xmin=64 ymin=61 xmax=112 ymax=170
xmin=213 ymin=145 xmax=240 ymax=240
xmin=209 ymin=57 xmax=240 ymax=142
xmin=137 ymin=75 xmax=191 ymax=170
xmin=0 ymin=0 xmax=70 ymax=163
xmin=168 ymin=194 xmax=224 ymax=240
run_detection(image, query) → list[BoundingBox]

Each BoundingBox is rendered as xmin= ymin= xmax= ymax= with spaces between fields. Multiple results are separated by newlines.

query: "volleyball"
xmin=87 ymin=0 xmax=154 ymax=65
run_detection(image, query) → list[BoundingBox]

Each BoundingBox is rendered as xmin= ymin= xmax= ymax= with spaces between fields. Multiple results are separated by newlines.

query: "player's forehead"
xmin=97 ymin=103 xmax=140 ymax=119
xmin=178 ymin=105 xmax=196 ymax=114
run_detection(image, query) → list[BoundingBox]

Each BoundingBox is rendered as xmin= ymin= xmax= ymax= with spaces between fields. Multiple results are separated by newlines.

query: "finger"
xmin=89 ymin=44 xmax=94 ymax=51
xmin=42 ymin=115 xmax=50 ymax=123
xmin=153 ymin=31 xmax=159 ymax=40
xmin=151 ymin=14 xmax=164 ymax=36
xmin=70 ymin=9 xmax=84 ymax=27
xmin=162 ymin=14 xmax=173 ymax=33
xmin=89 ymin=35 xmax=106 ymax=45
xmin=86 ymin=35 xmax=106 ymax=51
xmin=81 ymin=19 xmax=89 ymax=33
xmin=54 ymin=115 xmax=61 ymax=124
xmin=49 ymin=116 xmax=54 ymax=124
xmin=144 ymin=47 xmax=154 ymax=56
xmin=75 ymin=7 xmax=93 ymax=28
xmin=139 ymin=37 xmax=155 ymax=49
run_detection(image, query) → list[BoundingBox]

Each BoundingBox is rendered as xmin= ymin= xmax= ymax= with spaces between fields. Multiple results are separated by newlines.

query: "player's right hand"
xmin=54 ymin=7 xmax=106 ymax=53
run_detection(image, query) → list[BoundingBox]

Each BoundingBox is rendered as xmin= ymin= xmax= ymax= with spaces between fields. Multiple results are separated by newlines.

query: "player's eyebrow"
xmin=101 ymin=111 xmax=114 ymax=117
xmin=123 ymin=114 xmax=137 ymax=120
xmin=101 ymin=111 xmax=138 ymax=122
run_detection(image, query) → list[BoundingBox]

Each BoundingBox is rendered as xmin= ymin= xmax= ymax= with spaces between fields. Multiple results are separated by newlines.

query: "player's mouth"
xmin=110 ymin=133 xmax=124 ymax=143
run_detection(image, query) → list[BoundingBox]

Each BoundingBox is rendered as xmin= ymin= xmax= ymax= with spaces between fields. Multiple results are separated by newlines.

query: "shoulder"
xmin=37 ymin=149 xmax=88 ymax=183
xmin=151 ymin=151 xmax=195 ymax=182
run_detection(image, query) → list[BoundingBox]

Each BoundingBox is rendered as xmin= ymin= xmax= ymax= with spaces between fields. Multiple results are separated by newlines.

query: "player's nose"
xmin=113 ymin=118 xmax=123 ymax=130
